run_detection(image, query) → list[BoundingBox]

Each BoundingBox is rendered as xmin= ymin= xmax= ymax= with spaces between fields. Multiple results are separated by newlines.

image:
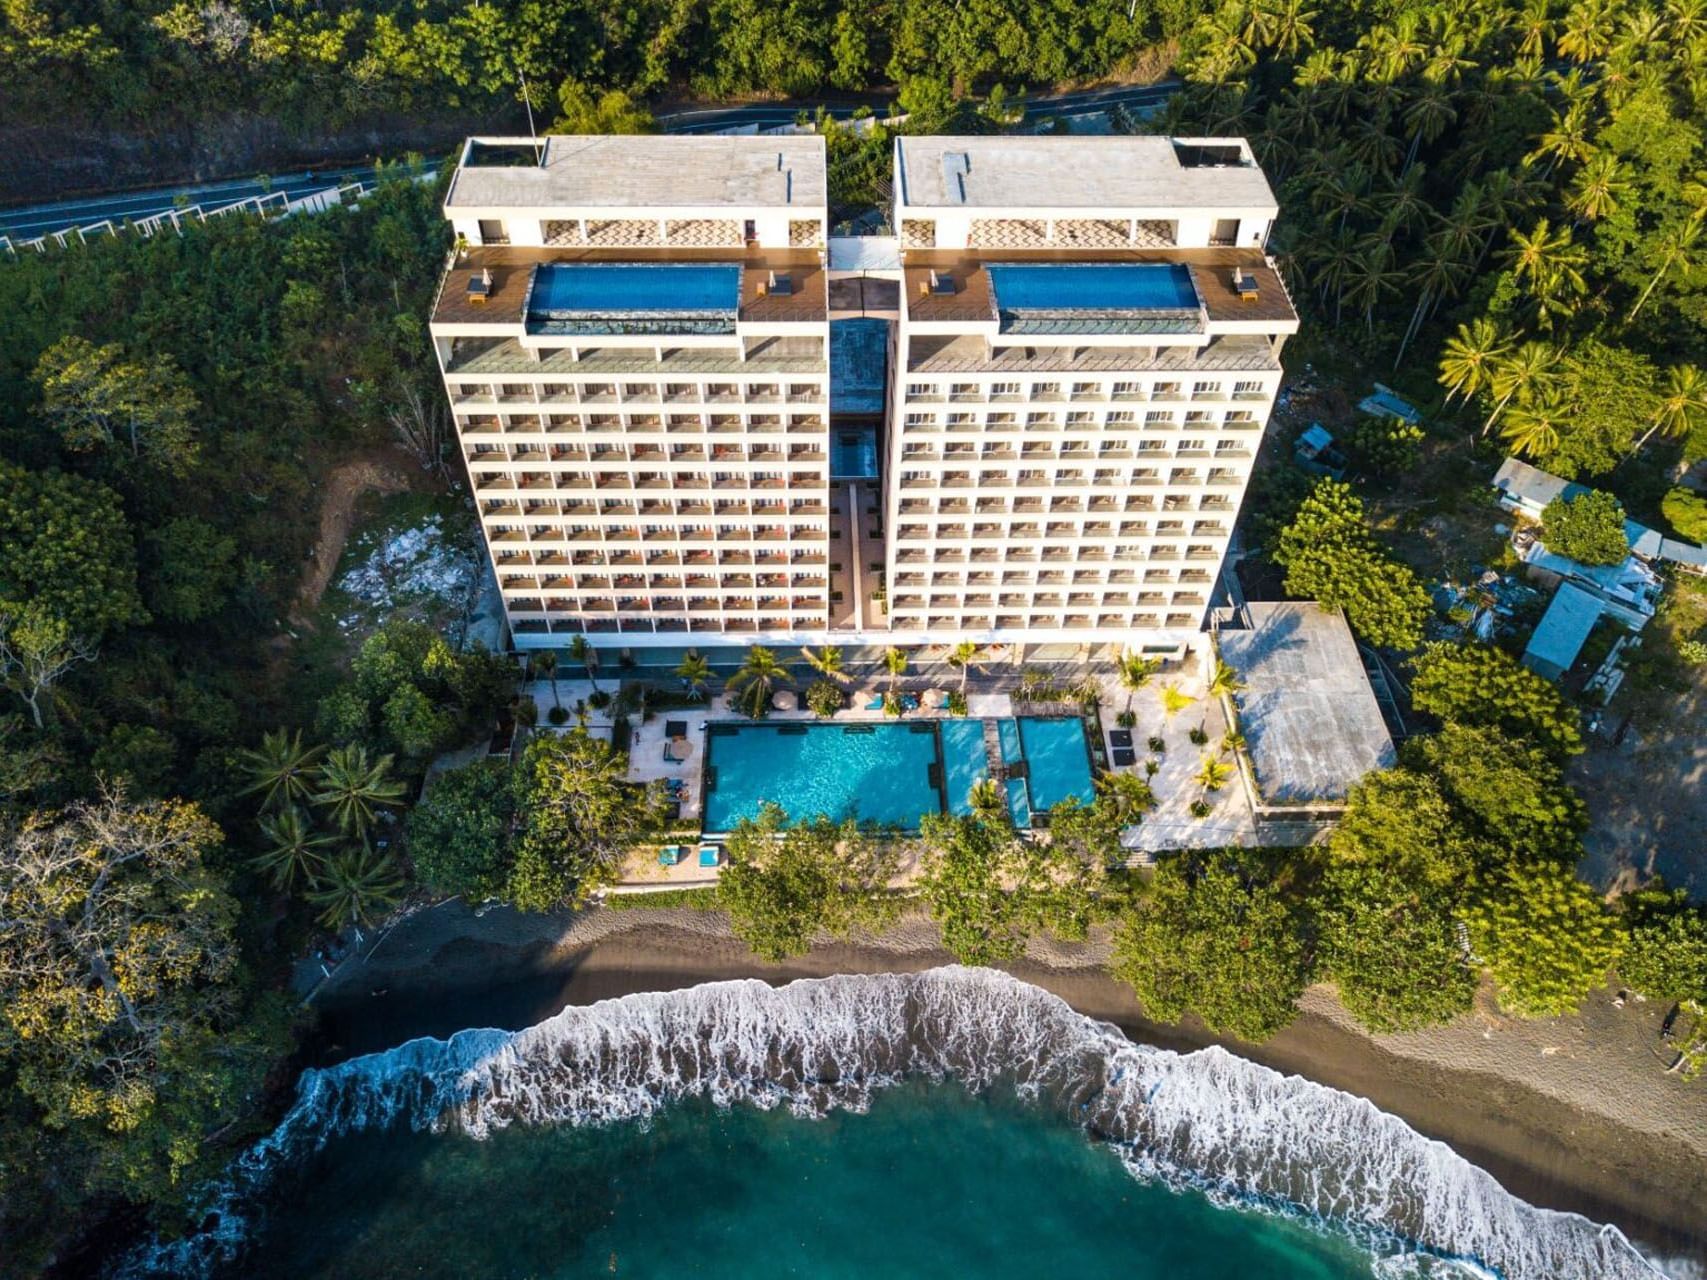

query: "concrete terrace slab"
xmin=896 ymin=136 xmax=1278 ymax=212
xmin=1217 ymin=602 xmax=1396 ymax=806
xmin=447 ymin=135 xmax=827 ymax=210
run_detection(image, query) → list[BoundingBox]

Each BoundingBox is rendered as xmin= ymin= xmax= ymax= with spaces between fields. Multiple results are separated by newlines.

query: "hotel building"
xmin=429 ymin=133 xmax=1297 ymax=658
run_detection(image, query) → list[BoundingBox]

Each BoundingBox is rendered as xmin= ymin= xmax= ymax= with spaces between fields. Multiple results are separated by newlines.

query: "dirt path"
xmin=289 ymin=452 xmax=421 ymax=628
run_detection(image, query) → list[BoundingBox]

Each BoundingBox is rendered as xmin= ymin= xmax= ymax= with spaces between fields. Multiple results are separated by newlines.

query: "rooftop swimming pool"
xmin=988 ymin=264 xmax=1198 ymax=312
xmin=526 ymin=264 xmax=740 ymax=335
xmin=702 ymin=716 xmax=1093 ymax=833
xmin=831 ymin=428 xmax=879 ymax=479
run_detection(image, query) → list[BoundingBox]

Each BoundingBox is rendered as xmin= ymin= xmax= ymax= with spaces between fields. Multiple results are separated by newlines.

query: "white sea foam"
xmin=115 ymin=967 xmax=1668 ymax=1279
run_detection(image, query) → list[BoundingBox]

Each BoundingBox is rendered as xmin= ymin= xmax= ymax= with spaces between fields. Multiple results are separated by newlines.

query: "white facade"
xmin=429 ymin=134 xmax=1297 ymax=654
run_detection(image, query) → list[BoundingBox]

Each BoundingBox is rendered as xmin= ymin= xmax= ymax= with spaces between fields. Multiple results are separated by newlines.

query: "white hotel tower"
xmin=429 ymin=133 xmax=1297 ymax=660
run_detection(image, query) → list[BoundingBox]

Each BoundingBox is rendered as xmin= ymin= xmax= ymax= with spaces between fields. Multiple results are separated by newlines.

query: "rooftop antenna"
xmin=519 ymin=67 xmax=537 ymax=139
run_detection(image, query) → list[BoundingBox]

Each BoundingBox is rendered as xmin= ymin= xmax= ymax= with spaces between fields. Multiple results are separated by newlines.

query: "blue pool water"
xmin=939 ymin=719 xmax=989 ymax=815
xmin=1018 ymin=716 xmax=1096 ymax=811
xmin=703 ymin=723 xmax=940 ymax=830
xmin=528 ymin=263 xmax=740 ymax=314
xmin=831 ymin=428 xmax=878 ymax=478
xmin=989 ymin=264 xmax=1198 ymax=311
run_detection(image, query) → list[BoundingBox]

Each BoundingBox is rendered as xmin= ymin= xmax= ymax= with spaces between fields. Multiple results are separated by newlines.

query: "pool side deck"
xmin=435 ymin=246 xmax=828 ymax=327
xmin=901 ymin=248 xmax=1296 ymax=327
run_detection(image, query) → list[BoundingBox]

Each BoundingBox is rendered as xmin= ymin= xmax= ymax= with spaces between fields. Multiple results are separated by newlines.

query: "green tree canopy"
xmin=1404 ymin=724 xmax=1587 ymax=860
xmin=1111 ymin=853 xmax=1309 ymax=1042
xmin=0 ymin=461 xmax=145 ymax=639
xmin=1270 ymin=479 xmax=1431 ymax=650
xmin=1317 ymin=860 xmax=1476 ymax=1033
xmin=1410 ymin=643 xmax=1584 ymax=759
xmin=717 ymin=804 xmax=898 ymax=961
xmin=1618 ymin=886 xmax=1707 ymax=1004
xmin=1327 ymin=767 xmax=1483 ymax=889
xmin=1662 ymin=487 xmax=1707 ymax=543
xmin=1541 ymin=489 xmax=1630 ymax=566
xmin=141 ymin=516 xmax=237 ymax=624
xmin=1467 ymin=861 xmax=1623 ymax=1018
xmin=552 ymin=82 xmax=657 ymax=134
xmin=0 ymin=794 xmax=281 ymax=1201
xmin=405 ymin=759 xmax=517 ymax=902
xmin=914 ymin=813 xmax=1090 ymax=965
xmin=31 ymin=335 xmax=200 ymax=475
xmin=506 ymin=730 xmax=665 ymax=911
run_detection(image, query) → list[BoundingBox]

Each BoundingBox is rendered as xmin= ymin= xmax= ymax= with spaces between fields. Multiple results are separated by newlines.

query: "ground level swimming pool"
xmin=702 ymin=716 xmax=1095 ymax=832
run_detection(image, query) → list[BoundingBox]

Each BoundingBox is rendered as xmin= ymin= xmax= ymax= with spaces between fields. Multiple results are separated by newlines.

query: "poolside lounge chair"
xmin=1109 ymin=729 xmax=1134 ymax=749
xmin=1112 ymin=748 xmax=1137 ymax=768
xmin=698 ymin=845 xmax=721 ymax=868
xmin=664 ymin=720 xmax=688 ymax=739
xmin=866 ymin=695 xmax=885 ymax=710
xmin=467 ymin=268 xmax=492 ymax=304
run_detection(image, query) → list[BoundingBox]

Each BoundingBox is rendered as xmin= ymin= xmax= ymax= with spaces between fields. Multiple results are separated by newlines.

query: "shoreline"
xmin=310 ymin=901 xmax=1707 ymax=1272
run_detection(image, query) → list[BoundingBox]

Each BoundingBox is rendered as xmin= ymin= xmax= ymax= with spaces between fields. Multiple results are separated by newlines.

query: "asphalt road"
xmin=0 ymin=82 xmax=1179 ymax=242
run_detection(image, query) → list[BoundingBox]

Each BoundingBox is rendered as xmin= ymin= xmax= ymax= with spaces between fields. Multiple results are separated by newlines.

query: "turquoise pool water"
xmin=831 ymin=428 xmax=878 ymax=478
xmin=703 ymin=723 xmax=940 ymax=830
xmin=1019 ymin=716 xmax=1096 ymax=811
xmin=939 ymin=719 xmax=989 ymax=815
xmin=702 ymin=716 xmax=1093 ymax=832
xmin=529 ymin=263 xmax=740 ymax=314
xmin=989 ymin=263 xmax=1198 ymax=311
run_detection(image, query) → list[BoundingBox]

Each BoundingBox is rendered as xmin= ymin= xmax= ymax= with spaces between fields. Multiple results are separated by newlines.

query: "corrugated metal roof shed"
xmin=1522 ymin=582 xmax=1604 ymax=681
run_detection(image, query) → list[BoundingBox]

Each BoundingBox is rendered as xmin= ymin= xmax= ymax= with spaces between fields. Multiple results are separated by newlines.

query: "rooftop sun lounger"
xmin=1111 ymin=748 xmax=1138 ymax=768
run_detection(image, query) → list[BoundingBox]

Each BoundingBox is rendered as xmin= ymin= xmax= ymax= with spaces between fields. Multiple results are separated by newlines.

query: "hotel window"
xmin=1145 ymin=411 xmax=1174 ymax=427
xmin=904 ymin=412 xmax=933 ymax=427
xmin=1234 ymin=379 xmax=1265 ymax=396
xmin=1192 ymin=380 xmax=1222 ymax=397
xmin=1068 ymin=411 xmax=1098 ymax=427
xmin=1032 ymin=381 xmax=1062 ymax=398
xmin=1111 ymin=381 xmax=1141 ymax=398
xmin=990 ymin=381 xmax=1022 ymax=398
xmin=1106 ymin=411 xmax=1137 ymax=426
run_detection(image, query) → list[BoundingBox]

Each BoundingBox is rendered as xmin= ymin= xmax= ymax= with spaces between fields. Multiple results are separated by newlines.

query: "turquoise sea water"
xmin=247 ymin=1080 xmax=1374 ymax=1280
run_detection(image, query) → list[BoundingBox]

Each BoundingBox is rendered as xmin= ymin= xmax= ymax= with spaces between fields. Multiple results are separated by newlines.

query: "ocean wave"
xmin=115 ymin=967 xmax=1664 ymax=1279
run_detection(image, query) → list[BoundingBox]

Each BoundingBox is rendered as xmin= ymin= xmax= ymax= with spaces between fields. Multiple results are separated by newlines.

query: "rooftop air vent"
xmin=941 ymin=152 xmax=971 ymax=204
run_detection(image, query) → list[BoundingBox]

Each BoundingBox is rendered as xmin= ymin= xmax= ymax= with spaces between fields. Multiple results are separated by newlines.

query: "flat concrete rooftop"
xmin=447 ymin=135 xmax=827 ymax=210
xmin=897 ymin=136 xmax=1278 ymax=211
xmin=1217 ymin=602 xmax=1396 ymax=806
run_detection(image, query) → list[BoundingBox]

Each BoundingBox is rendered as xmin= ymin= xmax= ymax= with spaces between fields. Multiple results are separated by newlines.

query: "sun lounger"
xmin=1109 ymin=729 xmax=1134 ymax=749
xmin=1111 ymin=748 xmax=1137 ymax=768
xmin=865 ymin=695 xmax=884 ymax=710
xmin=664 ymin=720 xmax=688 ymax=739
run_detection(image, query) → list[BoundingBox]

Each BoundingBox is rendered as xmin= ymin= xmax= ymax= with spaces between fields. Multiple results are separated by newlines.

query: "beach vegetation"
xmin=1270 ymin=479 xmax=1431 ymax=651
xmin=306 ymin=842 xmax=407 ymax=930
xmin=1317 ymin=861 xmax=1476 ymax=1033
xmin=717 ymin=804 xmax=898 ymax=962
xmin=1110 ymin=852 xmax=1309 ymax=1043
xmin=405 ymin=759 xmax=517 ymax=902
xmin=505 ymin=730 xmax=669 ymax=912
xmin=1541 ymin=490 xmax=1630 ymax=566
xmin=1618 ymin=885 xmax=1707 ymax=1005
xmin=1466 ymin=860 xmax=1624 ymax=1018
xmin=1409 ymin=643 xmax=1584 ymax=759
xmin=915 ymin=813 xmax=1098 ymax=964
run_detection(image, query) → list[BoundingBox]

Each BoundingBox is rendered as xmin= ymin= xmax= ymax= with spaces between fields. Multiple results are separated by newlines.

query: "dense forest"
xmin=0 ymin=167 xmax=481 ymax=1275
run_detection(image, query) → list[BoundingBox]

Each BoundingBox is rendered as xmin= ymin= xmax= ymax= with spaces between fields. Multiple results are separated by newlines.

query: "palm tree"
xmin=1114 ymin=652 xmax=1160 ymax=712
xmin=312 ymin=745 xmax=408 ymax=840
xmin=1526 ymin=105 xmax=1593 ymax=177
xmin=1396 ymin=237 xmax=1469 ymax=368
xmin=1195 ymin=756 xmax=1235 ymax=793
xmin=1221 ymin=729 xmax=1248 ymax=756
xmin=1500 ymin=400 xmax=1567 ymax=461
xmin=802 ymin=645 xmax=850 ymax=685
xmin=512 ymin=696 xmax=538 ymax=733
xmin=967 ymin=777 xmax=1007 ymax=825
xmin=1343 ymin=236 xmax=1405 ymax=334
xmin=727 ymin=645 xmax=792 ymax=719
xmin=1401 ymin=83 xmax=1456 ymax=173
xmin=568 ymin=634 xmax=599 ymax=691
xmin=884 ymin=646 xmax=909 ymax=696
xmin=1566 ymin=152 xmax=1630 ymax=223
xmin=1481 ymin=340 xmax=1562 ymax=437
xmin=1628 ymin=218 xmax=1702 ymax=322
xmin=532 ymin=650 xmax=560 ymax=709
xmin=307 ymin=844 xmax=405 ymax=931
xmin=1160 ymin=682 xmax=1196 ymax=719
xmin=1437 ymin=318 xmax=1512 ymax=408
xmin=946 ymin=641 xmax=981 ymax=693
xmin=1632 ymin=364 xmax=1707 ymax=454
xmin=676 ymin=652 xmax=712 ymax=702
xmin=1558 ymin=0 xmax=1615 ymax=60
xmin=1502 ymin=219 xmax=1588 ymax=325
xmin=253 ymin=805 xmax=335 ymax=891
xmin=1268 ymin=0 xmax=1320 ymax=56
xmin=238 ymin=728 xmax=326 ymax=811
xmin=1095 ymin=771 xmax=1157 ymax=823
xmin=1207 ymin=658 xmax=1246 ymax=701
